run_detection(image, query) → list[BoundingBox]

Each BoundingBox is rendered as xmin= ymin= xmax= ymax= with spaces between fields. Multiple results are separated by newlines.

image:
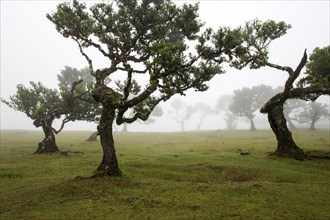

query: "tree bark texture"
xmin=34 ymin=119 xmax=59 ymax=154
xmin=93 ymin=107 xmax=122 ymax=177
xmin=267 ymin=103 xmax=306 ymax=160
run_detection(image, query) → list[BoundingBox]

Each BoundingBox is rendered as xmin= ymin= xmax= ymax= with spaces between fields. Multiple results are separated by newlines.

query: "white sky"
xmin=1 ymin=0 xmax=329 ymax=132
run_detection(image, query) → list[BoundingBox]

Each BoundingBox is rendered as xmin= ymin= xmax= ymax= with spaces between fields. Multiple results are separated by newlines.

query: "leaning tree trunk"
xmin=86 ymin=131 xmax=98 ymax=141
xmin=34 ymin=119 xmax=59 ymax=154
xmin=248 ymin=117 xmax=257 ymax=131
xmin=121 ymin=124 xmax=128 ymax=132
xmin=93 ymin=107 xmax=122 ymax=177
xmin=309 ymin=117 xmax=317 ymax=131
xmin=225 ymin=112 xmax=237 ymax=130
xmin=267 ymin=103 xmax=306 ymax=160
xmin=196 ymin=119 xmax=203 ymax=131
xmin=180 ymin=120 xmax=185 ymax=132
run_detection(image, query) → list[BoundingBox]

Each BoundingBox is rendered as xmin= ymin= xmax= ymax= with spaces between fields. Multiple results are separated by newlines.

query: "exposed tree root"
xmin=60 ymin=151 xmax=86 ymax=157
xmin=269 ymin=150 xmax=306 ymax=161
xmin=305 ymin=150 xmax=330 ymax=160
xmin=90 ymin=169 xmax=123 ymax=178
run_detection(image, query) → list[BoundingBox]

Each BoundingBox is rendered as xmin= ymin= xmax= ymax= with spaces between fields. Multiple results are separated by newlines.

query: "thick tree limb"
xmin=261 ymin=86 xmax=330 ymax=113
xmin=284 ymin=49 xmax=308 ymax=94
xmin=266 ymin=62 xmax=293 ymax=73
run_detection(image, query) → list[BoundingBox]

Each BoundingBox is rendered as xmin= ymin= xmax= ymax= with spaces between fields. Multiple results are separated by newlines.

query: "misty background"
xmin=1 ymin=1 xmax=329 ymax=132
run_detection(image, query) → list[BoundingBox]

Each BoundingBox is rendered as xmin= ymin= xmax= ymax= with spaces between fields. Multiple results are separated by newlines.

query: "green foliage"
xmin=1 ymin=130 xmax=329 ymax=219
xmin=298 ymin=45 xmax=330 ymax=88
xmin=58 ymin=66 xmax=101 ymax=123
xmin=47 ymin=0 xmax=223 ymax=126
xmin=232 ymin=19 xmax=291 ymax=69
xmin=199 ymin=19 xmax=291 ymax=69
xmin=1 ymin=82 xmax=61 ymax=120
xmin=1 ymin=67 xmax=101 ymax=129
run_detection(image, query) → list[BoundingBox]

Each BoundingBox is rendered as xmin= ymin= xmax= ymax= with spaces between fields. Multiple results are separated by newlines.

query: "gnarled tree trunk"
xmin=267 ymin=103 xmax=305 ymax=160
xmin=93 ymin=107 xmax=122 ymax=177
xmin=34 ymin=119 xmax=59 ymax=154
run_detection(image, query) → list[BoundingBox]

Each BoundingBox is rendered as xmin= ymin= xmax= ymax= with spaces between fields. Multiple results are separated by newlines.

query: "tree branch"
xmin=261 ymin=86 xmax=330 ymax=113
xmin=52 ymin=118 xmax=70 ymax=134
xmin=75 ymin=38 xmax=95 ymax=77
xmin=284 ymin=49 xmax=308 ymax=93
xmin=265 ymin=62 xmax=293 ymax=73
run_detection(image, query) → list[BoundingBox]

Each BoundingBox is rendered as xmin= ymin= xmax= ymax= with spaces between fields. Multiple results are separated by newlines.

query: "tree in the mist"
xmin=206 ymin=19 xmax=329 ymax=159
xmin=274 ymin=86 xmax=306 ymax=129
xmin=229 ymin=85 xmax=274 ymax=131
xmin=215 ymin=94 xmax=238 ymax=130
xmin=121 ymin=105 xmax=163 ymax=132
xmin=293 ymin=101 xmax=329 ymax=130
xmin=169 ymin=99 xmax=195 ymax=132
xmin=47 ymin=0 xmax=231 ymax=176
xmin=283 ymin=99 xmax=306 ymax=129
xmin=86 ymin=131 xmax=99 ymax=141
xmin=193 ymin=102 xmax=215 ymax=130
xmin=262 ymin=45 xmax=329 ymax=159
xmin=1 ymin=67 xmax=100 ymax=153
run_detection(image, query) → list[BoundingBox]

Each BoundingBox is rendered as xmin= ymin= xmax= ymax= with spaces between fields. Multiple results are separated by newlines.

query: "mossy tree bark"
xmin=91 ymin=86 xmax=123 ymax=177
xmin=259 ymin=50 xmax=309 ymax=160
xmin=34 ymin=118 xmax=59 ymax=154
xmin=93 ymin=107 xmax=122 ymax=177
xmin=267 ymin=103 xmax=306 ymax=160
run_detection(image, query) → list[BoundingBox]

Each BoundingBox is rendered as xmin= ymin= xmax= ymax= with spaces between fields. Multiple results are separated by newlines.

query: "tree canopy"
xmin=169 ymin=99 xmax=195 ymax=132
xmin=298 ymin=46 xmax=330 ymax=89
xmin=229 ymin=84 xmax=274 ymax=131
xmin=47 ymin=0 xmax=222 ymax=126
xmin=1 ymin=66 xmax=100 ymax=153
xmin=294 ymin=101 xmax=329 ymax=130
xmin=203 ymin=17 xmax=329 ymax=159
xmin=48 ymin=0 xmax=245 ymax=176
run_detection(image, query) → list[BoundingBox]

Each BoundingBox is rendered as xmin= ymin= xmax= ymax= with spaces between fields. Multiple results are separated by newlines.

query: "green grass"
xmin=1 ymin=129 xmax=329 ymax=219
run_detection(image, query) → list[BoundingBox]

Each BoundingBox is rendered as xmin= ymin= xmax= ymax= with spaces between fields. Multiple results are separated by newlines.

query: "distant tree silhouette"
xmin=215 ymin=94 xmax=238 ymax=130
xmin=229 ymin=85 xmax=274 ymax=131
xmin=169 ymin=99 xmax=195 ymax=132
xmin=293 ymin=101 xmax=329 ymax=130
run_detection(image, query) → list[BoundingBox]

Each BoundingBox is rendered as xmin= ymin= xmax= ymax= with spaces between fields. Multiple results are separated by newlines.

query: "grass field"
xmin=0 ymin=129 xmax=329 ymax=219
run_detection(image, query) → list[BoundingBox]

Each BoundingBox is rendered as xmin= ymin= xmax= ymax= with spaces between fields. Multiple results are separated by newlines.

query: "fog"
xmin=1 ymin=1 xmax=329 ymax=132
